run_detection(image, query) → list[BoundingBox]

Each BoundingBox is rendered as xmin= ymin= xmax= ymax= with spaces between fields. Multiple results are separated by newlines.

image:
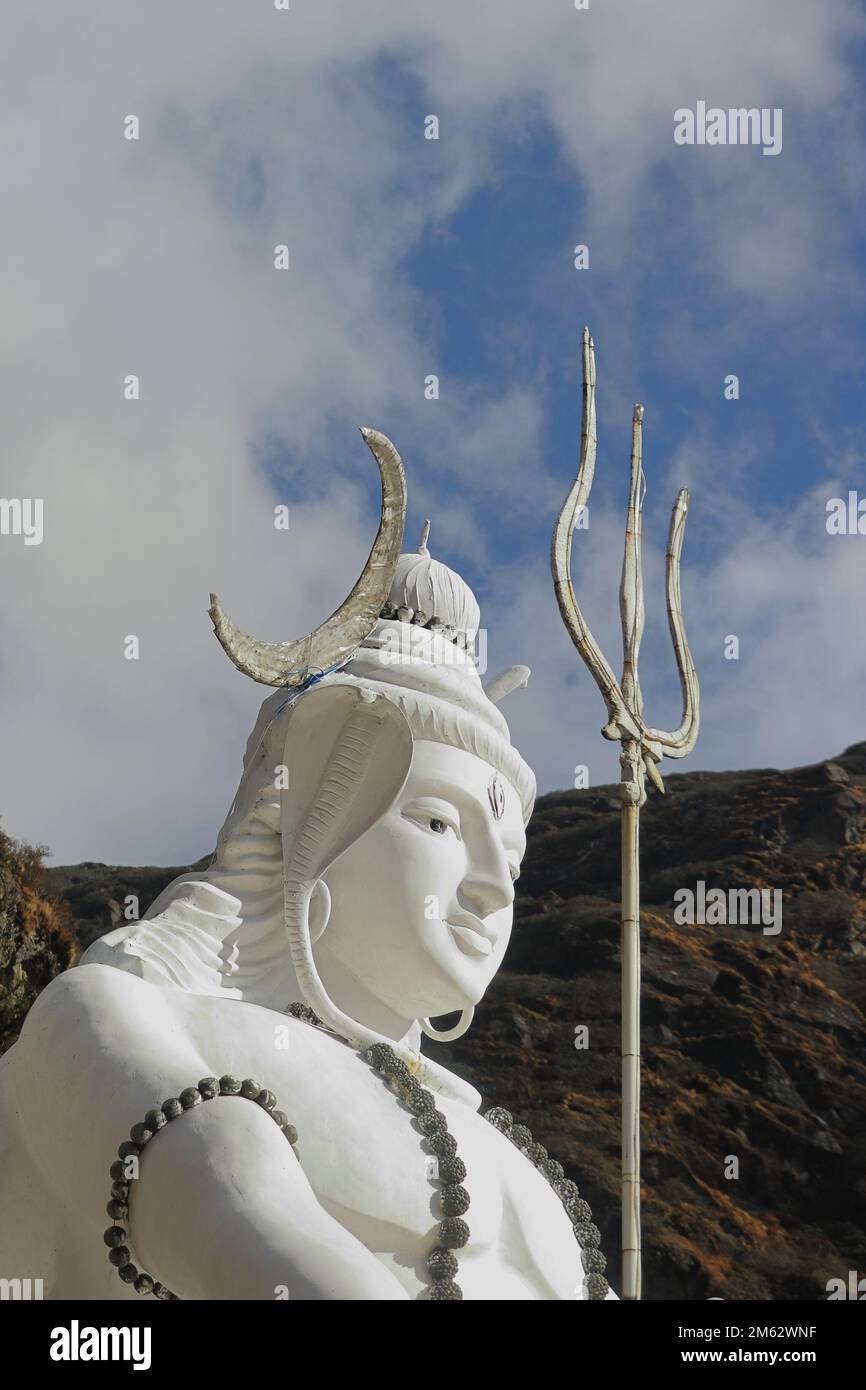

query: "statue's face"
xmin=315 ymin=739 xmax=527 ymax=1029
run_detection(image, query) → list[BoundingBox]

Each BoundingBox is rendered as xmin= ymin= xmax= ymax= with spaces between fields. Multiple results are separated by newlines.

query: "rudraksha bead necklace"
xmin=103 ymin=1074 xmax=299 ymax=1300
xmin=103 ymin=1007 xmax=608 ymax=1300
xmin=357 ymin=1028 xmax=609 ymax=1300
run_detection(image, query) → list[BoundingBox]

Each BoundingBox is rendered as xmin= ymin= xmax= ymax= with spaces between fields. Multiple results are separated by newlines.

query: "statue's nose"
xmin=458 ymin=838 xmax=515 ymax=919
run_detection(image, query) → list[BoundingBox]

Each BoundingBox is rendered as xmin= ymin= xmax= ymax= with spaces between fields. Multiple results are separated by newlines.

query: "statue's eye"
xmin=403 ymin=804 xmax=460 ymax=838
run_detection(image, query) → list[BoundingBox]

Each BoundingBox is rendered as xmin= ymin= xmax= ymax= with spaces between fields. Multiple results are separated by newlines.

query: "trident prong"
xmin=553 ymin=329 xmax=700 ymax=796
xmin=550 ymin=327 xmax=701 ymax=1301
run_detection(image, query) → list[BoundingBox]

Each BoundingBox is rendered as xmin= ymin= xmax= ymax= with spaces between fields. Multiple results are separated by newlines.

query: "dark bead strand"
xmin=437 ymin=1217 xmax=470 ymax=1249
xmin=484 ymin=1107 xmax=513 ymax=1133
xmin=362 ymin=1040 xmax=468 ymax=1299
xmin=287 ymin=1002 xmax=320 ymax=1027
xmin=105 ymin=1078 xmax=301 ymax=1299
xmin=364 ymin=1043 xmax=393 ymax=1070
xmin=427 ymin=1131 xmax=458 ymax=1160
xmin=440 ymin=1184 xmax=470 ymax=1218
xmin=429 ymin=1279 xmax=463 ymax=1300
xmin=417 ymin=1110 xmax=447 ymax=1137
xmin=438 ymin=1156 xmax=466 ymax=1185
xmin=407 ymin=1089 xmax=437 ymax=1118
xmin=540 ymin=1158 xmax=564 ymax=1183
xmin=483 ymin=1105 xmax=610 ymax=1301
xmin=427 ymin=1246 xmax=459 ymax=1280
xmin=386 ymin=1058 xmax=412 ymax=1085
xmin=566 ymin=1197 xmax=593 ymax=1225
xmin=574 ymin=1220 xmax=602 ymax=1249
xmin=509 ymin=1124 xmax=533 ymax=1151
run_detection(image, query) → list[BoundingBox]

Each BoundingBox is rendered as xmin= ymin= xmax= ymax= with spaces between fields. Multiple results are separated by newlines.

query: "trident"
xmin=550 ymin=328 xmax=700 ymax=1301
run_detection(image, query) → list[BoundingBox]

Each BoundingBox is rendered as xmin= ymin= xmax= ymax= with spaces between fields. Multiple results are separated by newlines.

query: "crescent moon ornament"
xmin=209 ymin=427 xmax=407 ymax=687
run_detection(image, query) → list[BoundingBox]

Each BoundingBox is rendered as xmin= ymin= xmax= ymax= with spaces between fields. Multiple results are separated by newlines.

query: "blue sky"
xmin=1 ymin=1 xmax=865 ymax=863
xmin=403 ymin=85 xmax=866 ymax=551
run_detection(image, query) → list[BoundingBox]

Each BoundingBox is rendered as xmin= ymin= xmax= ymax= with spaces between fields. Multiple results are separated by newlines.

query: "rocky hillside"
xmin=0 ymin=825 xmax=79 ymax=1053
xmin=438 ymin=741 xmax=866 ymax=1301
xmin=2 ymin=744 xmax=865 ymax=1300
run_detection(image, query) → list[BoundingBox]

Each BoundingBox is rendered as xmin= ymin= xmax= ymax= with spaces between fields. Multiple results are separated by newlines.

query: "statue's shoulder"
xmin=26 ymin=960 xmax=153 ymax=1014
xmin=20 ymin=963 xmax=185 ymax=1054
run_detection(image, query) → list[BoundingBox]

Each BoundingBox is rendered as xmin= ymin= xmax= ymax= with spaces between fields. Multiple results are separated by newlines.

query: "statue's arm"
xmin=14 ymin=965 xmax=408 ymax=1301
xmin=128 ymin=1085 xmax=407 ymax=1300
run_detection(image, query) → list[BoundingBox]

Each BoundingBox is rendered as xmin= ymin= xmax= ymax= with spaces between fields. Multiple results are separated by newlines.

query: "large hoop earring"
xmin=421 ymin=1007 xmax=474 ymax=1042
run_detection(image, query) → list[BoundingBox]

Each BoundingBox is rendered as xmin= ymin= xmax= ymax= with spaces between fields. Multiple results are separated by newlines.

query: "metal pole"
xmin=621 ymin=789 xmax=641 ymax=1300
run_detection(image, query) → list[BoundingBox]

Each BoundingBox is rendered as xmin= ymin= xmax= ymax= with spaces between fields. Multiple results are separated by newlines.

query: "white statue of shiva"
xmin=0 ymin=428 xmax=615 ymax=1301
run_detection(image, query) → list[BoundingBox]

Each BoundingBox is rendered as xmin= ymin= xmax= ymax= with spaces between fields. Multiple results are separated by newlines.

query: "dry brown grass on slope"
xmin=0 ymin=824 xmax=79 ymax=1055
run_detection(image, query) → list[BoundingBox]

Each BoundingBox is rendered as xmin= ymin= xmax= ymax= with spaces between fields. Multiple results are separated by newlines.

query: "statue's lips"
xmin=445 ymin=915 xmax=495 ymax=958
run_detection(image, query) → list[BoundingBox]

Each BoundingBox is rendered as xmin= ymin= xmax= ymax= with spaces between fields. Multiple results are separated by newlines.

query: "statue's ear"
xmin=280 ymin=684 xmax=413 ymax=881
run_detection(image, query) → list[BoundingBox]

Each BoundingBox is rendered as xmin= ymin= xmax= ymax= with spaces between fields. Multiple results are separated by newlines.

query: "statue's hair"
xmin=220 ymin=620 xmax=535 ymax=852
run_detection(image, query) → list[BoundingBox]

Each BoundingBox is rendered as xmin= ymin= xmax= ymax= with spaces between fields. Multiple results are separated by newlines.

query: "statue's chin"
xmin=371 ymin=969 xmax=488 ymax=1028
xmin=411 ymin=959 xmax=494 ymax=1017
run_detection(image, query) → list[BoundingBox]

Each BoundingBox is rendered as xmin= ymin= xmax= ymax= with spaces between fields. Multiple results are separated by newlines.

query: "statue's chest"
xmin=184 ymin=1003 xmax=586 ymax=1299
xmin=290 ymin=1061 xmax=583 ymax=1299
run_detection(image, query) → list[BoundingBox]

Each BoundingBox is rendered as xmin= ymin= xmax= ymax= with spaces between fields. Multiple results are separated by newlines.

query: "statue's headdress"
xmin=212 ymin=429 xmax=535 ymax=831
